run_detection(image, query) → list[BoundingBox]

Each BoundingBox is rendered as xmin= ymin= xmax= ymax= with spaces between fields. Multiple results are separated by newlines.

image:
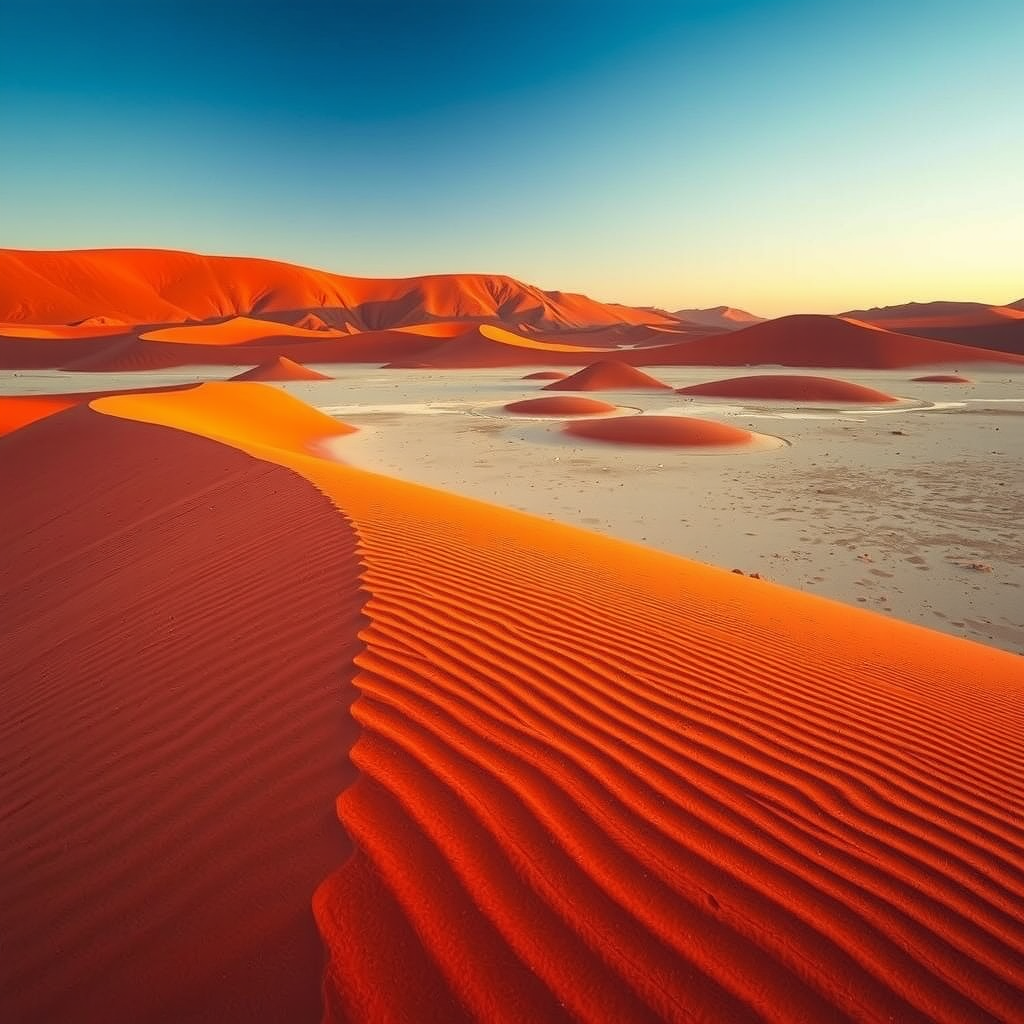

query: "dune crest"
xmin=543 ymin=361 xmax=672 ymax=391
xmin=231 ymin=356 xmax=332 ymax=381
xmin=677 ymin=374 xmax=899 ymax=403
xmin=522 ymin=370 xmax=568 ymax=380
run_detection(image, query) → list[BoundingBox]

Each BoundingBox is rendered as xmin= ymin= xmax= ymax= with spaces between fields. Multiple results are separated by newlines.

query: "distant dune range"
xmin=1 ymin=382 xmax=1022 ymax=1023
xmin=1 ymin=249 xmax=1022 ymax=370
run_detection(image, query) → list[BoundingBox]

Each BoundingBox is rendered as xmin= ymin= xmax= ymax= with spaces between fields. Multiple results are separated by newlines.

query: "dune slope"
xmin=0 ymin=406 xmax=366 ymax=1024
xmin=676 ymin=374 xmax=899 ymax=403
xmin=2 ymin=384 xmax=1022 ymax=1024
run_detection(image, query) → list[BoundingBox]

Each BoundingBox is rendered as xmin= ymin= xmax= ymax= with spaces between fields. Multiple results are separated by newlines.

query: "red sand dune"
xmin=522 ymin=370 xmax=568 ymax=380
xmin=2 ymin=384 xmax=1022 ymax=1023
xmin=617 ymin=314 xmax=1024 ymax=369
xmin=677 ymin=374 xmax=899 ymax=403
xmin=503 ymin=396 xmax=618 ymax=416
xmin=0 ymin=248 xmax=678 ymax=331
xmin=911 ymin=374 xmax=974 ymax=383
xmin=672 ymin=305 xmax=764 ymax=329
xmin=840 ymin=302 xmax=1024 ymax=356
xmin=141 ymin=315 xmax=347 ymax=346
xmin=230 ymin=356 xmax=332 ymax=381
xmin=565 ymin=414 xmax=759 ymax=447
xmin=543 ymin=360 xmax=672 ymax=391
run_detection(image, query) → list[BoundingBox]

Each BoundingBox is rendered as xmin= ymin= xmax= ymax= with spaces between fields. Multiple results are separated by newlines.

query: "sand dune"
xmin=504 ymin=396 xmax=618 ymax=416
xmin=677 ymin=374 xmax=899 ymax=403
xmin=2 ymin=378 xmax=1023 ymax=1024
xmin=911 ymin=373 xmax=974 ymax=383
xmin=564 ymin=414 xmax=765 ymax=447
xmin=231 ymin=356 xmax=332 ymax=381
xmin=0 ymin=248 xmax=678 ymax=331
xmin=522 ymin=370 xmax=568 ymax=380
xmin=672 ymin=305 xmax=764 ymax=329
xmin=623 ymin=314 xmax=1024 ymax=369
xmin=543 ymin=361 xmax=672 ymax=391
xmin=142 ymin=315 xmax=347 ymax=345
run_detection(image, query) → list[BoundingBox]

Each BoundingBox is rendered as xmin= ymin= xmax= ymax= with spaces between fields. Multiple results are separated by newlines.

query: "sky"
xmin=1 ymin=0 xmax=1021 ymax=317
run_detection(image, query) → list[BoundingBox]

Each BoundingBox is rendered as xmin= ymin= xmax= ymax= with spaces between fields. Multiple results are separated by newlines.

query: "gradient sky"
xmin=1 ymin=0 xmax=1021 ymax=316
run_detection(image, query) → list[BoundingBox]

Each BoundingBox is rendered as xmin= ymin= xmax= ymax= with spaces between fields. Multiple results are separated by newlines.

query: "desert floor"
xmin=6 ymin=364 xmax=1021 ymax=654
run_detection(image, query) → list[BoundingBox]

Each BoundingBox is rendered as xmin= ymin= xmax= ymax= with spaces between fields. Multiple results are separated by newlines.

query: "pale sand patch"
xmin=3 ymin=365 xmax=1022 ymax=653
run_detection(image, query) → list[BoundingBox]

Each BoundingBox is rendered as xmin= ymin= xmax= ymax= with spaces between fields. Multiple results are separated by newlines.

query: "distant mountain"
xmin=840 ymin=300 xmax=1024 ymax=355
xmin=0 ymin=248 xmax=679 ymax=331
xmin=671 ymin=306 xmax=764 ymax=330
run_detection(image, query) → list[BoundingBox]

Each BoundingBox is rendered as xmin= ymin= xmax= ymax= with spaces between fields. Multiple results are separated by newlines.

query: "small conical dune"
xmin=230 ymin=356 xmax=332 ymax=382
xmin=293 ymin=312 xmax=332 ymax=331
xmin=522 ymin=370 xmax=568 ymax=380
xmin=677 ymin=374 xmax=898 ymax=403
xmin=543 ymin=361 xmax=671 ymax=391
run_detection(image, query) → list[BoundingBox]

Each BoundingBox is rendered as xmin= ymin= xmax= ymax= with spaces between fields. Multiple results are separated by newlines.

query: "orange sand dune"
xmin=565 ymin=414 xmax=761 ymax=447
xmin=231 ymin=356 xmax=332 ymax=381
xmin=0 ymin=248 xmax=678 ymax=331
xmin=522 ymin=370 xmax=568 ymax=380
xmin=293 ymin=312 xmax=332 ymax=331
xmin=504 ymin=396 xmax=618 ymax=416
xmin=142 ymin=315 xmax=347 ymax=346
xmin=2 ymin=384 xmax=1022 ymax=1023
xmin=619 ymin=314 xmax=1024 ymax=369
xmin=672 ymin=305 xmax=765 ymax=329
xmin=0 ymin=331 xmax=138 ymax=369
xmin=677 ymin=374 xmax=899 ymax=403
xmin=911 ymin=374 xmax=974 ymax=384
xmin=404 ymin=324 xmax=610 ymax=368
xmin=543 ymin=360 xmax=672 ymax=390
xmin=0 ymin=321 xmax=129 ymax=339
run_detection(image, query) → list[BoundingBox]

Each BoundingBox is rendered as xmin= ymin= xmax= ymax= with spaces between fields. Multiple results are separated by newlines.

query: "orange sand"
xmin=677 ymin=374 xmax=899 ymax=403
xmin=564 ymin=414 xmax=760 ymax=447
xmin=231 ymin=356 xmax=332 ymax=381
xmin=503 ymin=396 xmax=618 ymax=416
xmin=543 ymin=361 xmax=672 ymax=391
xmin=911 ymin=374 xmax=974 ymax=383
xmin=522 ymin=370 xmax=569 ymax=380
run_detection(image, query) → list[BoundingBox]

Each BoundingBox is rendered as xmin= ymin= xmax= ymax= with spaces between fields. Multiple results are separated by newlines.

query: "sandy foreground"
xmin=7 ymin=364 xmax=1017 ymax=652
xmin=2 ymin=374 xmax=1022 ymax=1024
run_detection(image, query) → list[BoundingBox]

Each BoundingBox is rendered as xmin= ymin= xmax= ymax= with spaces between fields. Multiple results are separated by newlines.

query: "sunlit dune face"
xmin=563 ymin=414 xmax=781 ymax=450
xmin=543 ymin=361 xmax=672 ymax=391
xmin=142 ymin=316 xmax=345 ymax=345
xmin=503 ymin=396 xmax=618 ymax=416
xmin=676 ymin=374 xmax=899 ymax=403
xmin=910 ymin=374 xmax=973 ymax=383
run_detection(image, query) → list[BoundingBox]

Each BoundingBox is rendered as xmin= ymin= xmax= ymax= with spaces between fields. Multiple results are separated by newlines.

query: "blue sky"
xmin=1 ymin=0 xmax=1021 ymax=315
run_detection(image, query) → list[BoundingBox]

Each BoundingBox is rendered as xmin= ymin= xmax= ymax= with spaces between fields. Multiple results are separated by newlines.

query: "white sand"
xmin=5 ymin=365 xmax=1022 ymax=654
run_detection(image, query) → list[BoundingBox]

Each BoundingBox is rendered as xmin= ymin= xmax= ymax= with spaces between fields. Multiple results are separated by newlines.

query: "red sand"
xmin=230 ymin=356 xmax=332 ymax=381
xmin=522 ymin=370 xmax=569 ymax=380
xmin=618 ymin=315 xmax=1024 ymax=369
xmin=911 ymin=374 xmax=974 ymax=383
xmin=543 ymin=361 xmax=672 ymax=391
xmin=677 ymin=374 xmax=899 ymax=403
xmin=564 ymin=414 xmax=758 ymax=447
xmin=0 ymin=248 xmax=678 ymax=330
xmin=2 ymin=384 xmax=1022 ymax=1024
xmin=0 ymin=406 xmax=366 ymax=1023
xmin=503 ymin=396 xmax=618 ymax=416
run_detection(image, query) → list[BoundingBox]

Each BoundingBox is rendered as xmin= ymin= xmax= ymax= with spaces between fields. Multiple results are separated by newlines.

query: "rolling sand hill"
xmin=623 ymin=314 xmax=1024 ymax=369
xmin=676 ymin=374 xmax=899 ymax=403
xmin=1 ymin=382 xmax=1021 ymax=1023
xmin=0 ymin=249 xmax=678 ymax=331
xmin=841 ymin=301 xmax=1024 ymax=355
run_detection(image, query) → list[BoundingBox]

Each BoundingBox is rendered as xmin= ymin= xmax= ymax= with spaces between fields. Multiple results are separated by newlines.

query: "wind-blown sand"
xmin=2 ymin=382 xmax=1022 ymax=1024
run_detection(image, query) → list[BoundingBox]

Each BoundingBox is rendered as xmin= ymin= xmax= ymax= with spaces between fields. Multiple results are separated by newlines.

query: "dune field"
xmin=2 ymin=250 xmax=1022 ymax=1024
